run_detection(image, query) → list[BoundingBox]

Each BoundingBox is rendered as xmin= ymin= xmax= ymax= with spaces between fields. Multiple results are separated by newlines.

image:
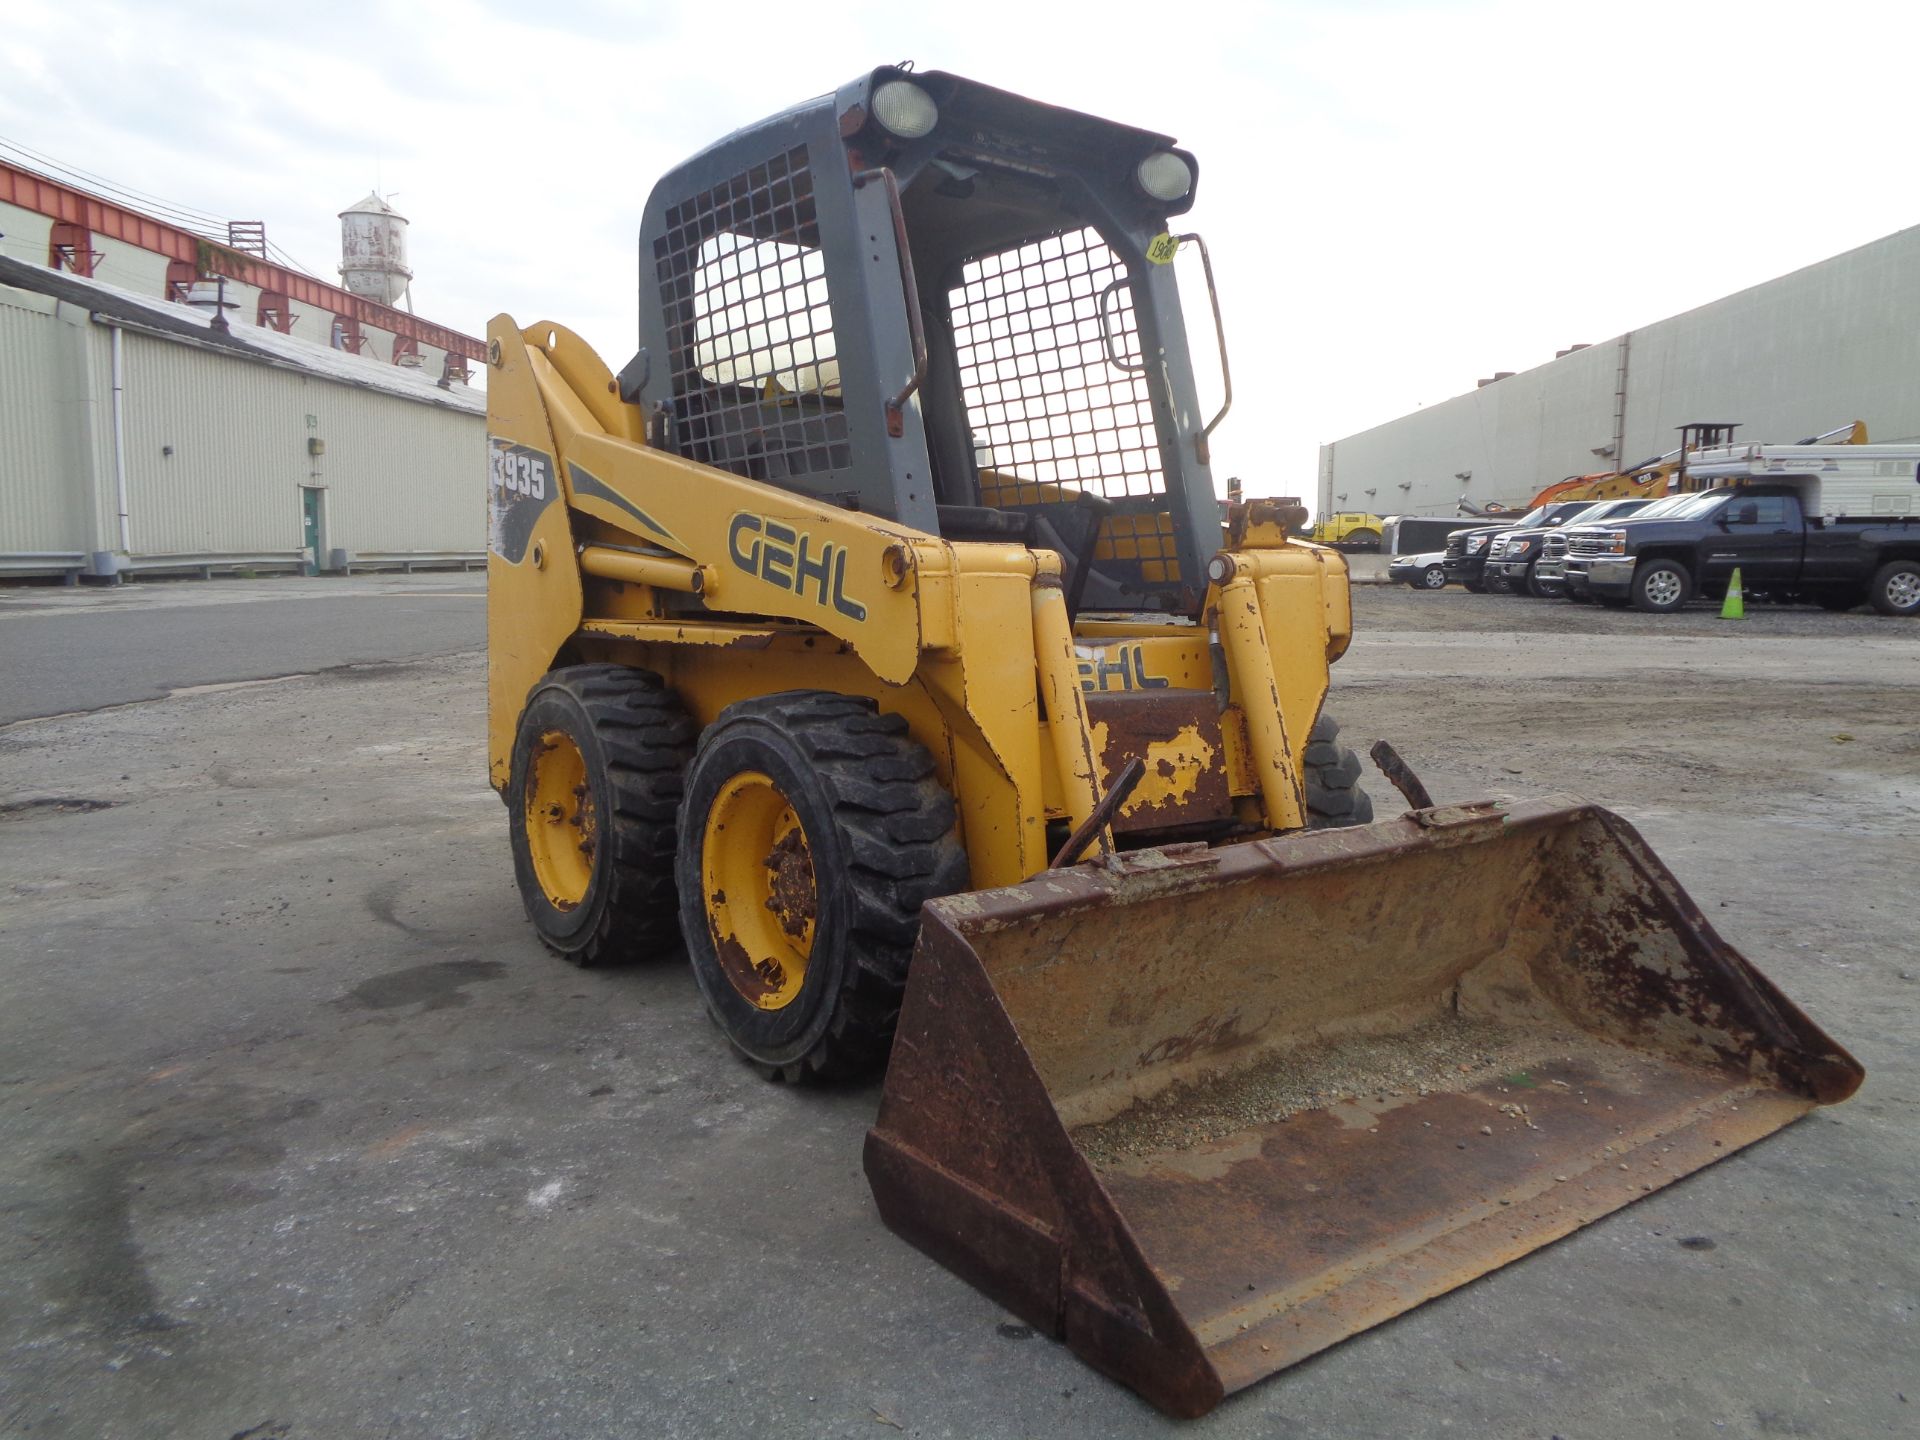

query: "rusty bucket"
xmin=864 ymin=796 xmax=1861 ymax=1417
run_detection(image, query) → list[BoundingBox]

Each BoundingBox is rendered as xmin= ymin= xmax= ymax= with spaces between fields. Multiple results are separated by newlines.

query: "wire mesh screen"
xmin=948 ymin=228 xmax=1165 ymax=501
xmin=654 ymin=145 xmax=849 ymax=482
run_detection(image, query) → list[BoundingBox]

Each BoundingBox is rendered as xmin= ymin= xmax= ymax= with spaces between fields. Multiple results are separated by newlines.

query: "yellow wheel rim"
xmin=525 ymin=729 xmax=596 ymax=910
xmin=701 ymin=771 xmax=816 ymax=1010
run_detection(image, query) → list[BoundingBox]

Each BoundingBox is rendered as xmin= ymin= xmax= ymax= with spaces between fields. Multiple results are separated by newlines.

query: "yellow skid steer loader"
xmin=485 ymin=67 xmax=1860 ymax=1417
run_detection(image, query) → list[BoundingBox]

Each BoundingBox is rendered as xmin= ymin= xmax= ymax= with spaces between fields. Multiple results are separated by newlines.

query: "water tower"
xmin=338 ymin=191 xmax=412 ymax=308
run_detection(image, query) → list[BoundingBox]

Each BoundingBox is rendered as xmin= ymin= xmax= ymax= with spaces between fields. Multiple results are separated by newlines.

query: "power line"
xmin=0 ymin=135 xmax=323 ymax=279
xmin=0 ymin=136 xmax=233 ymax=235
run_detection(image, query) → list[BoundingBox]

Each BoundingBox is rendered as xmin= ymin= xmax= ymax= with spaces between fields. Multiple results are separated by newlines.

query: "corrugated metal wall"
xmin=120 ymin=332 xmax=310 ymax=554
xmin=1320 ymin=223 xmax=1920 ymax=517
xmin=0 ymin=291 xmax=105 ymax=553
xmin=2 ymin=282 xmax=484 ymax=566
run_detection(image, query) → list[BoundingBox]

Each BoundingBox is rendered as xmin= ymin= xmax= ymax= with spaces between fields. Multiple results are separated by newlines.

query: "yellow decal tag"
xmin=1145 ymin=233 xmax=1180 ymax=265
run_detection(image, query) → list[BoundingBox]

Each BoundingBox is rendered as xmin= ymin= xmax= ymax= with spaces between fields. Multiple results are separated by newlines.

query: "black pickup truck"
xmin=1571 ymin=484 xmax=1920 ymax=614
xmin=1443 ymin=501 xmax=1593 ymax=593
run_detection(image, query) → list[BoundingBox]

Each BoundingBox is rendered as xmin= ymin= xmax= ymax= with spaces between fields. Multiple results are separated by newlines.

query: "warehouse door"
xmin=301 ymin=487 xmax=325 ymax=575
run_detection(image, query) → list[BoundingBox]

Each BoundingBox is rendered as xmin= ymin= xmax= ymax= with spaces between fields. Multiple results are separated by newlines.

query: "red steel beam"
xmin=0 ymin=158 xmax=486 ymax=362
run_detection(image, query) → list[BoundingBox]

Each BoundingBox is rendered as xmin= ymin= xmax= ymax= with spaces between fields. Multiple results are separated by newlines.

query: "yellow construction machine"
xmin=486 ymin=67 xmax=1860 ymax=1416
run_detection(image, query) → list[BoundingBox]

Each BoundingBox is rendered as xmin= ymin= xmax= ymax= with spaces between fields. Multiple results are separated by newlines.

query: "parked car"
xmin=1445 ymin=501 xmax=1596 ymax=593
xmin=1559 ymin=491 xmax=1704 ymax=600
xmin=1388 ymin=551 xmax=1449 ymax=589
xmin=1575 ymin=468 xmax=1920 ymax=614
xmin=1507 ymin=498 xmax=1658 ymax=596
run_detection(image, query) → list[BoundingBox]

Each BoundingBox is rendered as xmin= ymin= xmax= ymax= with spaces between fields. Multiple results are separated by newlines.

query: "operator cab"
xmin=631 ymin=67 xmax=1225 ymax=617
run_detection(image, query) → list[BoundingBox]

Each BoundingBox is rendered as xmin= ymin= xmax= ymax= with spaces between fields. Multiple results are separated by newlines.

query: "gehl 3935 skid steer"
xmin=486 ymin=67 xmax=1860 ymax=1417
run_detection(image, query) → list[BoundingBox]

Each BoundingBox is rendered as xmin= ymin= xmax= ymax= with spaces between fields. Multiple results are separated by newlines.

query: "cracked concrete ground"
xmin=0 ymin=578 xmax=1914 ymax=1439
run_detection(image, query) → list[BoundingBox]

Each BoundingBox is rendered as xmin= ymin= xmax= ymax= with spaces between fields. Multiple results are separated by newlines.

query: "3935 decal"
xmin=488 ymin=437 xmax=555 ymax=563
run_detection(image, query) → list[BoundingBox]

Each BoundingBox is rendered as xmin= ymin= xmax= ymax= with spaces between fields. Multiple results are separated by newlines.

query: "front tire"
xmin=1302 ymin=714 xmax=1375 ymax=829
xmin=676 ymin=692 xmax=967 ymax=1083
xmin=1420 ymin=564 xmax=1447 ymax=590
xmin=508 ymin=665 xmax=695 ymax=966
xmin=1868 ymin=560 xmax=1920 ymax=617
xmin=1631 ymin=559 xmax=1692 ymax=614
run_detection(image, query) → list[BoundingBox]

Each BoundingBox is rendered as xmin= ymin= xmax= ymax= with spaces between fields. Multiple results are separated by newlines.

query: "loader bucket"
xmin=864 ymin=796 xmax=1861 ymax=1418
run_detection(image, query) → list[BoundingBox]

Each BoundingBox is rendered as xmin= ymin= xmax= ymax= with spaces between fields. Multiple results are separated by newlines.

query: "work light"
xmin=872 ymin=81 xmax=939 ymax=139
xmin=1136 ymin=151 xmax=1193 ymax=202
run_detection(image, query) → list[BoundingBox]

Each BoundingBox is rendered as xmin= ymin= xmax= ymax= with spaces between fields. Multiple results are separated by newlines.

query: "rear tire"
xmin=1302 ymin=714 xmax=1375 ymax=829
xmin=1868 ymin=560 xmax=1920 ymax=617
xmin=1631 ymin=560 xmax=1692 ymax=614
xmin=676 ymin=692 xmax=967 ymax=1083
xmin=508 ymin=665 xmax=695 ymax=966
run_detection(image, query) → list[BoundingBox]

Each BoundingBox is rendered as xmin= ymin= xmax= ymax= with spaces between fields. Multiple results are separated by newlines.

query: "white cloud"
xmin=4 ymin=0 xmax=1915 ymax=497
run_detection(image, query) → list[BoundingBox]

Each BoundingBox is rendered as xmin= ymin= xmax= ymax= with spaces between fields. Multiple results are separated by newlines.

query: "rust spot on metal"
xmin=1085 ymin=690 xmax=1231 ymax=833
xmin=764 ymin=827 xmax=816 ymax=939
xmin=716 ymin=934 xmax=777 ymax=1004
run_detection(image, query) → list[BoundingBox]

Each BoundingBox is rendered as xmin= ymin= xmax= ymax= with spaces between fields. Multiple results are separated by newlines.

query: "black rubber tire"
xmin=676 ymin=692 xmax=968 ymax=1083
xmin=1565 ymin=588 xmax=1593 ymax=604
xmin=1525 ymin=565 xmax=1556 ymax=599
xmin=1631 ymin=559 xmax=1692 ymax=614
xmin=1302 ymin=713 xmax=1375 ymax=829
xmin=508 ymin=665 xmax=695 ymax=966
xmin=1597 ymin=595 xmax=1631 ymax=609
xmin=1485 ymin=574 xmax=1512 ymax=595
xmin=1420 ymin=565 xmax=1447 ymax=590
xmin=1814 ymin=591 xmax=1864 ymax=613
xmin=1463 ymin=578 xmax=1487 ymax=595
xmin=1868 ymin=560 xmax=1920 ymax=617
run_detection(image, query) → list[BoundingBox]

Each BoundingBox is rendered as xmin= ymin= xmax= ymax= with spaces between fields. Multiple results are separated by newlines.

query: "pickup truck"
xmin=1557 ymin=491 xmax=1703 ymax=600
xmin=1443 ymin=500 xmax=1595 ymax=593
xmin=1491 ymin=497 xmax=1655 ymax=597
xmin=1572 ymin=477 xmax=1920 ymax=614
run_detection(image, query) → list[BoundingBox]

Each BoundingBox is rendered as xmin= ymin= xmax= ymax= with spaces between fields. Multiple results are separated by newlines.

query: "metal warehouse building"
xmin=0 ymin=154 xmax=486 ymax=581
xmin=0 ymin=258 xmax=484 ymax=581
xmin=1318 ymin=223 xmax=1920 ymax=520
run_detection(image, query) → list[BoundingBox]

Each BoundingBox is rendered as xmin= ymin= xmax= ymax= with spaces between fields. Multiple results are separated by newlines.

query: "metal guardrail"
xmin=119 ymin=551 xmax=308 ymax=577
xmin=337 ymin=550 xmax=483 ymax=574
xmin=0 ymin=552 xmax=88 ymax=582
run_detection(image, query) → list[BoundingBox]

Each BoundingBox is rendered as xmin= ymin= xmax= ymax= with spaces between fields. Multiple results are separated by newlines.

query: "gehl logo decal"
xmin=1077 ymin=644 xmax=1171 ymax=692
xmin=728 ymin=513 xmax=867 ymax=621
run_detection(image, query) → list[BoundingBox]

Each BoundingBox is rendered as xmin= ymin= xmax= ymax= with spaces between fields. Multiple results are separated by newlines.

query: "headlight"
xmin=1605 ymin=531 xmax=1628 ymax=554
xmin=872 ymin=80 xmax=938 ymax=139
xmin=1467 ymin=535 xmax=1487 ymax=553
xmin=1508 ymin=538 xmax=1533 ymax=555
xmin=1136 ymin=151 xmax=1194 ymax=202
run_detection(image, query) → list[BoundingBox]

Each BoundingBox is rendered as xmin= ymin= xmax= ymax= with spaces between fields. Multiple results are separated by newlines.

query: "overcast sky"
xmin=4 ymin=0 xmax=1915 ymax=499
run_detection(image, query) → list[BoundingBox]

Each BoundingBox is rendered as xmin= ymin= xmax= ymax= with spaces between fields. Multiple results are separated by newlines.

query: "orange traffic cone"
xmin=1721 ymin=567 xmax=1745 ymax=620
